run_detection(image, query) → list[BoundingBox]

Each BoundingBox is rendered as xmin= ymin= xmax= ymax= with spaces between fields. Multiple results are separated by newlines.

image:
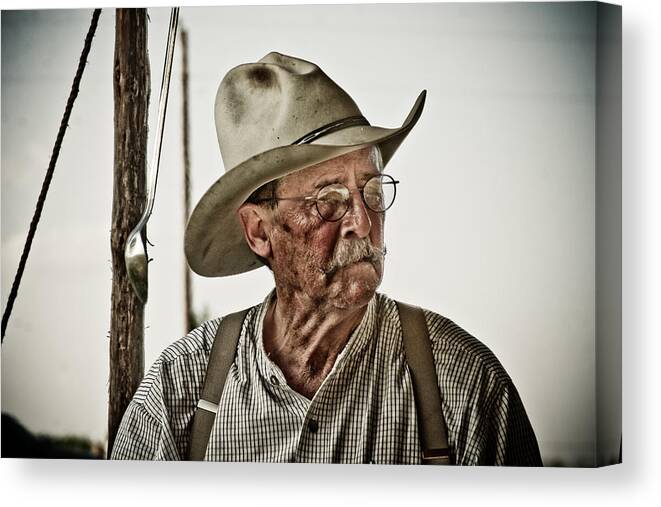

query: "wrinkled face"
xmin=269 ymin=147 xmax=385 ymax=310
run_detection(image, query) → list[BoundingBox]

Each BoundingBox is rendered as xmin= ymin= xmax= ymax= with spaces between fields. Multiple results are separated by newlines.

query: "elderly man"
xmin=112 ymin=52 xmax=542 ymax=465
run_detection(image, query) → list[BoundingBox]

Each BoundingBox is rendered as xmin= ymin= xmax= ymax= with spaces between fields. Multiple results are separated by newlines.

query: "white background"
xmin=1 ymin=0 xmax=659 ymax=505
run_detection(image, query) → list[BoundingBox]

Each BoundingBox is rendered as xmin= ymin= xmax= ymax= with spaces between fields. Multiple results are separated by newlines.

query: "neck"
xmin=262 ymin=288 xmax=369 ymax=399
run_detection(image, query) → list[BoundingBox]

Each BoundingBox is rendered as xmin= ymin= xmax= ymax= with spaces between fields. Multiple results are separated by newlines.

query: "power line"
xmin=2 ymin=9 xmax=103 ymax=343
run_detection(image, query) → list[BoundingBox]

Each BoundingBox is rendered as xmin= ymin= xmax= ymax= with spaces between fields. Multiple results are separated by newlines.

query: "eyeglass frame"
xmin=252 ymin=173 xmax=400 ymax=222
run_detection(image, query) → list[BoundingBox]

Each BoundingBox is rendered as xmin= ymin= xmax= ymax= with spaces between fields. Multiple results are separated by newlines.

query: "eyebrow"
xmin=312 ymin=170 xmax=378 ymax=190
xmin=313 ymin=177 xmax=339 ymax=190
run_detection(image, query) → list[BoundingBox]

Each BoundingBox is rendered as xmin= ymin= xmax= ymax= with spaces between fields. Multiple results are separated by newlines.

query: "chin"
xmin=328 ymin=262 xmax=382 ymax=309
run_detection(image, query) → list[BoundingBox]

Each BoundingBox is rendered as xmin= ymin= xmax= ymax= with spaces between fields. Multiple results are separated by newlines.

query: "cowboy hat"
xmin=185 ymin=51 xmax=426 ymax=277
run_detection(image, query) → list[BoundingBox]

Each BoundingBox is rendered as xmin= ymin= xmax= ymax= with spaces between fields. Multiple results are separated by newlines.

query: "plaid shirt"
xmin=111 ymin=291 xmax=542 ymax=465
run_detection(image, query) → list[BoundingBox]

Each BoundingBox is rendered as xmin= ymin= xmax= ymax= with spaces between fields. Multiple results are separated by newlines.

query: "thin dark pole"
xmin=181 ymin=28 xmax=194 ymax=333
xmin=1 ymin=9 xmax=102 ymax=343
xmin=108 ymin=8 xmax=149 ymax=457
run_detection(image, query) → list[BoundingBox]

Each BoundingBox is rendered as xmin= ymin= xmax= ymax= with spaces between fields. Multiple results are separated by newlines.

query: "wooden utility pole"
xmin=181 ymin=28 xmax=194 ymax=334
xmin=108 ymin=8 xmax=150 ymax=457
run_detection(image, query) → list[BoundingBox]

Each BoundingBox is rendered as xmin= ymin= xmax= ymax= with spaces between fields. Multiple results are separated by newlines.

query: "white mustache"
xmin=322 ymin=238 xmax=387 ymax=275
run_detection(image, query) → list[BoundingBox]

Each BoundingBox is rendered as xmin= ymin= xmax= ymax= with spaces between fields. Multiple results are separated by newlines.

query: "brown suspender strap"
xmin=188 ymin=308 xmax=249 ymax=460
xmin=396 ymin=301 xmax=453 ymax=465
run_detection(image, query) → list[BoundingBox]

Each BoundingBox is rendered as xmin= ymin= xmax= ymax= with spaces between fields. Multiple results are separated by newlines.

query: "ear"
xmin=237 ymin=203 xmax=273 ymax=260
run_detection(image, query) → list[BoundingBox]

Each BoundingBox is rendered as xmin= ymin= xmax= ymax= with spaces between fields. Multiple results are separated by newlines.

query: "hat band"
xmin=292 ymin=115 xmax=370 ymax=145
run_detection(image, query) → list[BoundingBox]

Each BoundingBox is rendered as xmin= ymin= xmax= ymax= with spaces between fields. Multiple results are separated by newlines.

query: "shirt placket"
xmin=291 ymin=331 xmax=370 ymax=463
xmin=292 ymin=380 xmax=329 ymax=463
xmin=259 ymin=344 xmax=343 ymax=463
xmin=259 ymin=359 xmax=310 ymax=462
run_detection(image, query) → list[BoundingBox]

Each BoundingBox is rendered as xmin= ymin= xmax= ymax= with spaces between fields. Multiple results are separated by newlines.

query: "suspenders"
xmin=188 ymin=309 xmax=249 ymax=461
xmin=188 ymin=302 xmax=452 ymax=464
xmin=396 ymin=301 xmax=452 ymax=465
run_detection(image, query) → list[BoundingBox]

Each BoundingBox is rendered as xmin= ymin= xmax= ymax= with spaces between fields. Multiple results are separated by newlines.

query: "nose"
xmin=339 ymin=190 xmax=372 ymax=239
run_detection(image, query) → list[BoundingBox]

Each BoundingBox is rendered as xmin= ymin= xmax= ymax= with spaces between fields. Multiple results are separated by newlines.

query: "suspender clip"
xmin=422 ymin=448 xmax=452 ymax=465
xmin=197 ymin=399 xmax=219 ymax=414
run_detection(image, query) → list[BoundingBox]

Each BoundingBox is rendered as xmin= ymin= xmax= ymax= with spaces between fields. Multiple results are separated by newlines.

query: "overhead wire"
xmin=1 ymin=9 xmax=103 ymax=343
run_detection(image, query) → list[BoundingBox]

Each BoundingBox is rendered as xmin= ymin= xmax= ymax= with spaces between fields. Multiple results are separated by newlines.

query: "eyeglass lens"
xmin=315 ymin=174 xmax=397 ymax=222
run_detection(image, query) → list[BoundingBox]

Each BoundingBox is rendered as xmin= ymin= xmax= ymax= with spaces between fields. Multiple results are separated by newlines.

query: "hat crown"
xmin=215 ymin=52 xmax=363 ymax=171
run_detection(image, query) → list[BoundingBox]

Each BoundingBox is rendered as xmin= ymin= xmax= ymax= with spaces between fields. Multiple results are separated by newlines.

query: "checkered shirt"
xmin=111 ymin=291 xmax=542 ymax=465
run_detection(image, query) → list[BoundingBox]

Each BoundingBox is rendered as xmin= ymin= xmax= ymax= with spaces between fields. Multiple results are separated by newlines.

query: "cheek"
xmin=306 ymin=227 xmax=338 ymax=262
xmin=277 ymin=205 xmax=319 ymax=234
xmin=271 ymin=209 xmax=336 ymax=267
xmin=369 ymin=213 xmax=385 ymax=245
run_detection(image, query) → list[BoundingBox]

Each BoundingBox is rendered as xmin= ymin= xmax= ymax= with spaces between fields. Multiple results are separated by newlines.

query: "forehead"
xmin=280 ymin=147 xmax=378 ymax=190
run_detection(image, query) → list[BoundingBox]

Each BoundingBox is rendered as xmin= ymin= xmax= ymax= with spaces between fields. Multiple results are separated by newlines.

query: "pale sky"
xmin=2 ymin=3 xmax=608 ymax=465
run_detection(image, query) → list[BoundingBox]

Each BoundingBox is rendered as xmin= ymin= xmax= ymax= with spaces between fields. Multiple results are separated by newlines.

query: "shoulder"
xmin=114 ymin=307 xmax=262 ymax=459
xmin=375 ymin=294 xmax=540 ymax=465
xmin=423 ymin=308 xmax=512 ymax=388
xmin=130 ymin=317 xmax=223 ymax=413
xmin=158 ymin=318 xmax=220 ymax=366
xmin=132 ymin=304 xmax=263 ymax=408
xmin=375 ymin=293 xmax=512 ymax=389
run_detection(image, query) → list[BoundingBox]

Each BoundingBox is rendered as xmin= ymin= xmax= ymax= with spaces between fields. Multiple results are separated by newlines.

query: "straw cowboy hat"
xmin=185 ymin=51 xmax=426 ymax=277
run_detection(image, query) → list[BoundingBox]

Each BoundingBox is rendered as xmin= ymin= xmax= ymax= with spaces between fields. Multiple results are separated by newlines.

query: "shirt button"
xmin=269 ymin=375 xmax=279 ymax=386
xmin=308 ymin=419 xmax=319 ymax=433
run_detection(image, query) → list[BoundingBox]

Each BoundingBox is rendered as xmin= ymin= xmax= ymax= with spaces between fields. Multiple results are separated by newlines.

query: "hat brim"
xmin=185 ymin=90 xmax=426 ymax=277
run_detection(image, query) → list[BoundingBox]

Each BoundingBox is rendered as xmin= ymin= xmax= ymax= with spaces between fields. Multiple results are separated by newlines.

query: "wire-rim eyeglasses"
xmin=253 ymin=173 xmax=399 ymax=222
